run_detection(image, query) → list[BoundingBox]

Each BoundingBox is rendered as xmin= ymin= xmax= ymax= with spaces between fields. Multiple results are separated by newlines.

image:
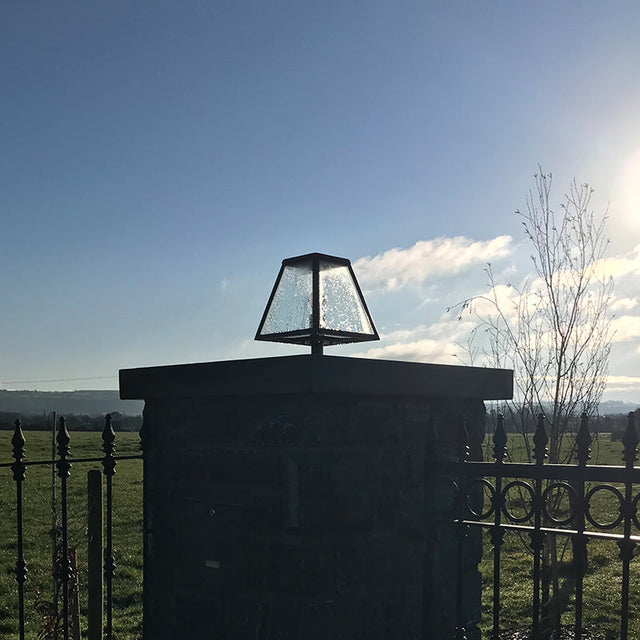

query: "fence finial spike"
xmin=12 ymin=419 xmax=25 ymax=461
xmin=56 ymin=416 xmax=70 ymax=459
xmin=56 ymin=416 xmax=71 ymax=478
xmin=533 ymin=413 xmax=548 ymax=465
xmin=493 ymin=413 xmax=507 ymax=463
xmin=102 ymin=413 xmax=117 ymax=477
xmin=11 ymin=419 xmax=27 ymax=482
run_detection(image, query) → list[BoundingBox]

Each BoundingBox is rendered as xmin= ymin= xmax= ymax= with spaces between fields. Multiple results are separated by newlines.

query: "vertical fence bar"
xmin=490 ymin=414 xmax=507 ymax=640
xmin=56 ymin=416 xmax=72 ymax=640
xmin=531 ymin=414 xmax=547 ymax=640
xmin=102 ymin=414 xmax=117 ymax=640
xmin=572 ymin=412 xmax=591 ymax=640
xmin=11 ymin=420 xmax=27 ymax=640
xmin=87 ymin=469 xmax=103 ymax=640
xmin=50 ymin=411 xmax=57 ymax=606
xmin=619 ymin=412 xmax=638 ymax=640
xmin=454 ymin=419 xmax=469 ymax=640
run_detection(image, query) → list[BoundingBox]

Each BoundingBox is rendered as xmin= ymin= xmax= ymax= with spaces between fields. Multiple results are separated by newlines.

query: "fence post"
xmin=490 ymin=413 xmax=507 ymax=640
xmin=573 ymin=412 xmax=591 ymax=640
xmin=88 ymin=469 xmax=103 ymax=640
xmin=11 ymin=420 xmax=27 ymax=640
xmin=56 ymin=416 xmax=72 ymax=640
xmin=531 ymin=414 xmax=548 ymax=640
xmin=619 ymin=412 xmax=638 ymax=640
xmin=102 ymin=414 xmax=117 ymax=640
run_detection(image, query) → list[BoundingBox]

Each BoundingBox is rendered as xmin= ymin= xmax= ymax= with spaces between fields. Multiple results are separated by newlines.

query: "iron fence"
xmin=0 ymin=415 xmax=143 ymax=640
xmin=4 ymin=409 xmax=639 ymax=639
xmin=426 ymin=412 xmax=640 ymax=640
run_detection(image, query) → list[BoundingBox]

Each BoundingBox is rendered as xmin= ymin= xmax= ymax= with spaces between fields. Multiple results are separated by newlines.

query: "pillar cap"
xmin=120 ymin=354 xmax=513 ymax=401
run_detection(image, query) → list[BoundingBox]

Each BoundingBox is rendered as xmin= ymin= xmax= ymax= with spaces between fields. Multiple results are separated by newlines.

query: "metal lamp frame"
xmin=255 ymin=252 xmax=379 ymax=355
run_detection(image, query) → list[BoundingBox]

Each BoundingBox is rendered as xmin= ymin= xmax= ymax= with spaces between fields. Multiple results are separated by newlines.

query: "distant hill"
xmin=0 ymin=390 xmax=634 ymax=420
xmin=0 ymin=390 xmax=143 ymax=416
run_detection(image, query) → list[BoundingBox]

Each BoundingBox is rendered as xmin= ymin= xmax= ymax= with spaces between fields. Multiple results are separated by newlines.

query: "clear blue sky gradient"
xmin=2 ymin=2 xmax=640 ymax=399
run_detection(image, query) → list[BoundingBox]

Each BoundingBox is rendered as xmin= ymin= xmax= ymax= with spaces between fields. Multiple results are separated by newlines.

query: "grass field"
xmin=0 ymin=429 xmax=142 ymax=640
xmin=0 ymin=429 xmax=638 ymax=639
xmin=477 ymin=432 xmax=640 ymax=639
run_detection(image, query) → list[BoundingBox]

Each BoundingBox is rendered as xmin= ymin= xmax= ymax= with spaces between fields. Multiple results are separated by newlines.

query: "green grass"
xmin=0 ymin=429 xmax=142 ymax=640
xmin=477 ymin=432 xmax=640 ymax=639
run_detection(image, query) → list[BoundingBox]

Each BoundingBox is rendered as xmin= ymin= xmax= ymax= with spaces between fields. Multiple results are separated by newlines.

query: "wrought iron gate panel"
xmin=1 ymin=415 xmax=143 ymax=640
xmin=426 ymin=412 xmax=639 ymax=640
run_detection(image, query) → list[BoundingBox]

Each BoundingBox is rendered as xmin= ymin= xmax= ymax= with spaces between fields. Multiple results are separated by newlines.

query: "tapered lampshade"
xmin=255 ymin=253 xmax=379 ymax=355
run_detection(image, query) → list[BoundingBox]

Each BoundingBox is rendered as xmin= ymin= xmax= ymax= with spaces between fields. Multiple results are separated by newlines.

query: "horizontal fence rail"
xmin=426 ymin=412 xmax=639 ymax=640
xmin=0 ymin=415 xmax=143 ymax=640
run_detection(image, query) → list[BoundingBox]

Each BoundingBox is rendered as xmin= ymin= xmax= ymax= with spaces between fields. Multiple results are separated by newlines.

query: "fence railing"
xmin=426 ymin=412 xmax=639 ymax=640
xmin=4 ymin=410 xmax=638 ymax=639
xmin=0 ymin=415 xmax=143 ymax=640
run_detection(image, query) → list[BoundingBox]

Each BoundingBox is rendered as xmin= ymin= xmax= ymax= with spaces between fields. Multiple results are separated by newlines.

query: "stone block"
xmin=297 ymin=450 xmax=378 ymax=534
xmin=268 ymin=598 xmax=301 ymax=639
xmin=249 ymin=492 xmax=285 ymax=534
xmin=248 ymin=540 xmax=335 ymax=596
xmin=334 ymin=535 xmax=423 ymax=594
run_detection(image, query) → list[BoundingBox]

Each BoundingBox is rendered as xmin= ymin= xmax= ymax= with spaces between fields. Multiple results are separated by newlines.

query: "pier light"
xmin=255 ymin=252 xmax=379 ymax=355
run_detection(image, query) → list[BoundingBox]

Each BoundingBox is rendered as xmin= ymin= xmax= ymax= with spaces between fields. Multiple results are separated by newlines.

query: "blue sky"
xmin=2 ymin=2 xmax=640 ymax=401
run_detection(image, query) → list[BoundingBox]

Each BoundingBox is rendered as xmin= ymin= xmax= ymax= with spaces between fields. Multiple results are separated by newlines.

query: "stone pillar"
xmin=423 ymin=399 xmax=487 ymax=639
xmin=120 ymin=355 xmax=512 ymax=640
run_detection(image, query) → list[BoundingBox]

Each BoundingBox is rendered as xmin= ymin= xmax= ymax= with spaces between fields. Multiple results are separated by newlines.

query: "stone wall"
xmin=141 ymin=392 xmax=485 ymax=640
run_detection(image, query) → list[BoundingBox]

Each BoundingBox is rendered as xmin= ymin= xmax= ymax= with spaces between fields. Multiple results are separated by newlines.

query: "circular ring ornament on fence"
xmin=502 ymin=480 xmax=535 ymax=523
xmin=541 ymin=482 xmax=577 ymax=526
xmin=585 ymin=485 xmax=624 ymax=530
xmin=427 ymin=477 xmax=460 ymax=516
xmin=632 ymin=492 xmax=640 ymax=531
xmin=465 ymin=478 xmax=496 ymax=519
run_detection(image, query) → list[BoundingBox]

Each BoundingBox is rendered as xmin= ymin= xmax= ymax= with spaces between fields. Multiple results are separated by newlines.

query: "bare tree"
xmin=458 ymin=168 xmax=613 ymax=463
xmin=454 ymin=168 xmax=614 ymax=637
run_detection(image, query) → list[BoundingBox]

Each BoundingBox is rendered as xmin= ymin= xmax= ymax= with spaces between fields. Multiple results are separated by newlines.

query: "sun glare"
xmin=611 ymin=149 xmax=640 ymax=238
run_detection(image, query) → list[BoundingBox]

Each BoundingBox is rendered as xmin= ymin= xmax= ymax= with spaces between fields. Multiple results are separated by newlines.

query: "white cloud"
xmin=611 ymin=297 xmax=638 ymax=312
xmin=379 ymin=325 xmax=431 ymax=343
xmin=605 ymin=375 xmax=640 ymax=398
xmin=380 ymin=318 xmax=478 ymax=344
xmin=593 ymin=244 xmax=640 ymax=281
xmin=356 ymin=338 xmax=459 ymax=364
xmin=456 ymin=283 xmax=523 ymax=323
xmin=354 ymin=319 xmax=477 ymax=365
xmin=353 ymin=235 xmax=512 ymax=293
xmin=611 ymin=315 xmax=640 ymax=342
xmin=351 ymin=236 xmax=640 ymax=402
xmin=606 ymin=375 xmax=640 ymax=387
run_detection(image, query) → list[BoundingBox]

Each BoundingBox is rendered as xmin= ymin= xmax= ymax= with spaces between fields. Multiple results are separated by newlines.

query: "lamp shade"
xmin=255 ymin=253 xmax=379 ymax=354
